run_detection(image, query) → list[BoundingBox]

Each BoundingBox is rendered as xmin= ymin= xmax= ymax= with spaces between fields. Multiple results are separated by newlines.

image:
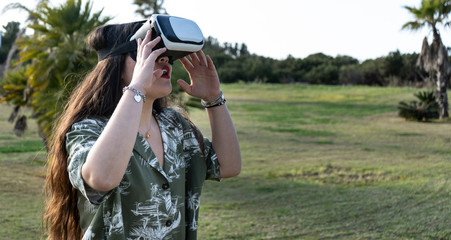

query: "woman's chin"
xmin=154 ymin=81 xmax=173 ymax=98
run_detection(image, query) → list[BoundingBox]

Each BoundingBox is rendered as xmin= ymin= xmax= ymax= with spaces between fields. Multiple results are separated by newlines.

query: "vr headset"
xmin=98 ymin=14 xmax=204 ymax=64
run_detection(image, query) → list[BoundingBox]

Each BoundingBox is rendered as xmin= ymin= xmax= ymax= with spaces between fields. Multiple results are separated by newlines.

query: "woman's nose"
xmin=158 ymin=56 xmax=169 ymax=63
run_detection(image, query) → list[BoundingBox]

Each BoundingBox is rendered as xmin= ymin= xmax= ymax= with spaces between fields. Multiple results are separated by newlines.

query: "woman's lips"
xmin=161 ymin=66 xmax=170 ymax=79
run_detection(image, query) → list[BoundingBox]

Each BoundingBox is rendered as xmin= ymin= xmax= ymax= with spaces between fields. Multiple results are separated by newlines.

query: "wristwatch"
xmin=122 ymin=86 xmax=146 ymax=103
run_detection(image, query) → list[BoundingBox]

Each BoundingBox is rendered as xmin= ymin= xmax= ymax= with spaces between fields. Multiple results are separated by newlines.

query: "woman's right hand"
xmin=129 ymin=30 xmax=167 ymax=95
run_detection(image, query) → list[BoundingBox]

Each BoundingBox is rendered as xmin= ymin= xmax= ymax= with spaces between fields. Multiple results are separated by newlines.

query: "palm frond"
xmin=1 ymin=0 xmax=111 ymax=138
xmin=398 ymin=90 xmax=439 ymax=121
xmin=403 ymin=0 xmax=451 ymax=31
xmin=2 ymin=3 xmax=30 ymax=14
xmin=402 ymin=21 xmax=425 ymax=30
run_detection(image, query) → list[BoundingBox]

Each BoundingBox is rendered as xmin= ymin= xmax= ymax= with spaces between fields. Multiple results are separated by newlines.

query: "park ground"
xmin=1 ymin=83 xmax=451 ymax=239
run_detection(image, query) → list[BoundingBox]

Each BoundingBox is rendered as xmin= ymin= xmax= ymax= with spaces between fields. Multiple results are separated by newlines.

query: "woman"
xmin=43 ymin=20 xmax=241 ymax=239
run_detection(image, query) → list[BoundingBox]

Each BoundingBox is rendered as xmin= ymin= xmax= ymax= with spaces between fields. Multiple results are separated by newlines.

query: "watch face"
xmin=134 ymin=94 xmax=142 ymax=103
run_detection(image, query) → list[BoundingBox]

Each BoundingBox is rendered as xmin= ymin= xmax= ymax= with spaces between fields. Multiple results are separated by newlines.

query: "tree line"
xmin=200 ymin=37 xmax=427 ymax=87
xmin=0 ymin=25 xmax=431 ymax=87
xmin=0 ymin=0 xmax=450 ymax=140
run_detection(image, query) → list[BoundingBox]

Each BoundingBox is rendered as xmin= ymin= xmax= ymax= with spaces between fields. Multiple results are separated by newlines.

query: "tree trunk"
xmin=416 ymin=36 xmax=450 ymax=119
xmin=3 ymin=28 xmax=25 ymax=72
xmin=432 ymin=36 xmax=450 ymax=119
xmin=436 ymin=70 xmax=449 ymax=118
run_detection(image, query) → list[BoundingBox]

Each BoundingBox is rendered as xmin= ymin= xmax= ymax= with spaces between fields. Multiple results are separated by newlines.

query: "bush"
xmin=339 ymin=64 xmax=365 ymax=85
xmin=398 ymin=90 xmax=439 ymax=121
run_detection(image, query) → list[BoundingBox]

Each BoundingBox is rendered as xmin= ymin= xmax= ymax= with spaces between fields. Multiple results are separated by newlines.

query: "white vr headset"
xmin=98 ymin=14 xmax=204 ymax=64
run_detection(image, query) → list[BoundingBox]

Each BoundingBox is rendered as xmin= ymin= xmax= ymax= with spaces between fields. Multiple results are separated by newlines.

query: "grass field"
xmin=1 ymin=83 xmax=451 ymax=239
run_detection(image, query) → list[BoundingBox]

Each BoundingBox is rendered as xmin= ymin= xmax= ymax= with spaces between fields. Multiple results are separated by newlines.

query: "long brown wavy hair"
xmin=42 ymin=21 xmax=168 ymax=239
xmin=43 ymin=18 xmax=206 ymax=239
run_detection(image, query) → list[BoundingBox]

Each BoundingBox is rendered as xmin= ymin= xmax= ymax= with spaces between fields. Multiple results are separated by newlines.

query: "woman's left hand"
xmin=177 ymin=50 xmax=221 ymax=101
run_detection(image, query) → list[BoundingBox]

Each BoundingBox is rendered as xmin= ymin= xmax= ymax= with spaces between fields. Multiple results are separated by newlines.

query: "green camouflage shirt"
xmin=66 ymin=108 xmax=221 ymax=240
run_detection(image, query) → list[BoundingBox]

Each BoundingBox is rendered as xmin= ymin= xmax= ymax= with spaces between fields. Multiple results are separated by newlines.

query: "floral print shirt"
xmin=66 ymin=108 xmax=221 ymax=240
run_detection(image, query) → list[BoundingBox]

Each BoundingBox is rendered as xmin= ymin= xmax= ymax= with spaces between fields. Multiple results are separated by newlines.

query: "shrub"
xmin=398 ymin=90 xmax=439 ymax=121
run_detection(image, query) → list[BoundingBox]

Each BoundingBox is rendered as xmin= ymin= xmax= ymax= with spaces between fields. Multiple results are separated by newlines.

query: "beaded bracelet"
xmin=204 ymin=98 xmax=226 ymax=108
xmin=201 ymin=91 xmax=226 ymax=108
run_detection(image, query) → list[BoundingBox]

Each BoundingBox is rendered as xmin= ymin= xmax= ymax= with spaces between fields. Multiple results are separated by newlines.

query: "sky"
xmin=0 ymin=0 xmax=448 ymax=61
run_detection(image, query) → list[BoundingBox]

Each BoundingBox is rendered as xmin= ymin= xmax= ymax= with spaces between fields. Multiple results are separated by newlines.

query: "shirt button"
xmin=165 ymin=220 xmax=172 ymax=227
xmin=162 ymin=183 xmax=170 ymax=190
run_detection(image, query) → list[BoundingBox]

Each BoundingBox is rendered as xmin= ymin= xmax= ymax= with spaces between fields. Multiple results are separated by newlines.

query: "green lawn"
xmin=1 ymin=83 xmax=451 ymax=239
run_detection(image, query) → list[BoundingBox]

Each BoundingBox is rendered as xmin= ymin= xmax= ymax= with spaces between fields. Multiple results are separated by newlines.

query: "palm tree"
xmin=402 ymin=0 xmax=451 ymax=119
xmin=0 ymin=0 xmax=110 ymax=140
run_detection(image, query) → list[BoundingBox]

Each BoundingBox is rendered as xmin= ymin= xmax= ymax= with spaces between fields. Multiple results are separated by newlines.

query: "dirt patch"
xmin=267 ymin=164 xmax=402 ymax=185
xmin=0 ymin=161 xmax=45 ymax=195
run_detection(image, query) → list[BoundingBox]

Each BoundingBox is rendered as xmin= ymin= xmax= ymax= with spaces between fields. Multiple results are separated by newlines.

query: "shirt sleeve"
xmin=66 ymin=117 xmax=112 ymax=204
xmin=170 ymin=107 xmax=221 ymax=182
xmin=201 ymin=137 xmax=221 ymax=181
